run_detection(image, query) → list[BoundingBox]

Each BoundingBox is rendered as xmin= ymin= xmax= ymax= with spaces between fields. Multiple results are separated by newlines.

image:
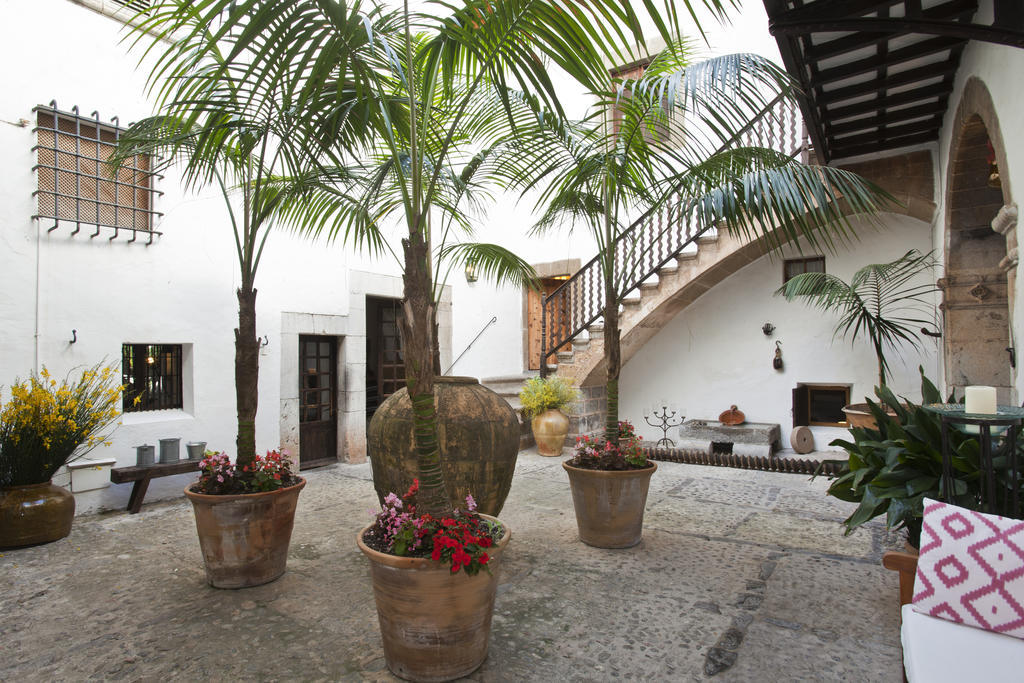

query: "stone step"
xmin=639 ymin=276 xmax=660 ymax=292
xmin=556 ymin=350 xmax=575 ymax=363
xmin=480 ymin=373 xmax=536 ymax=396
xmin=657 ymin=262 xmax=679 ymax=276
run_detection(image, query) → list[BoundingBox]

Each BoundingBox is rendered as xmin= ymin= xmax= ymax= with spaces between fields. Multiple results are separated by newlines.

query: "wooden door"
xmin=527 ymin=278 xmax=571 ymax=370
xmin=366 ymin=297 xmax=405 ymax=418
xmin=299 ymin=335 xmax=337 ymax=469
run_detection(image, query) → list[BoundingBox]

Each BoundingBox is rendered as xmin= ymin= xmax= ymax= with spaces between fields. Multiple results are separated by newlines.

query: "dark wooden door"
xmin=299 ymin=335 xmax=337 ymax=469
xmin=366 ymin=297 xmax=405 ymax=418
xmin=527 ymin=278 xmax=572 ymax=370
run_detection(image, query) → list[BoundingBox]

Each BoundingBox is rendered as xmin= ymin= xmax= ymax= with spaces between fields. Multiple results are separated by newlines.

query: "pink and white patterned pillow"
xmin=912 ymin=498 xmax=1024 ymax=639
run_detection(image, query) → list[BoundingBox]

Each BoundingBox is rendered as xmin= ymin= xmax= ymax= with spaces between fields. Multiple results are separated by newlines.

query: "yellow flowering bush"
xmin=518 ymin=376 xmax=580 ymax=419
xmin=0 ymin=363 xmax=124 ymax=487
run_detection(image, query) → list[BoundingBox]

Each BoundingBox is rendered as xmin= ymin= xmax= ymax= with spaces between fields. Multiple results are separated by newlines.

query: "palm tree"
xmin=776 ymin=249 xmax=938 ymax=389
xmin=122 ymin=0 xmax=719 ymax=514
xmin=521 ymin=46 xmax=893 ymax=444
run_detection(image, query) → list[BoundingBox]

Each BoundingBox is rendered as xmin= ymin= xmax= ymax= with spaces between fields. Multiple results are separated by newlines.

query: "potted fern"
xmin=519 ymin=377 xmax=580 ymax=456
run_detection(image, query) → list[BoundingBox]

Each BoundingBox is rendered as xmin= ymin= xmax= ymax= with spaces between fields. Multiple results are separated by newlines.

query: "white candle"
xmin=965 ymin=386 xmax=997 ymax=415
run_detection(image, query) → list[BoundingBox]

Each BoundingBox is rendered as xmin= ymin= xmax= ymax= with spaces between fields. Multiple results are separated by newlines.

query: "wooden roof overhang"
xmin=763 ymin=0 xmax=1024 ymax=162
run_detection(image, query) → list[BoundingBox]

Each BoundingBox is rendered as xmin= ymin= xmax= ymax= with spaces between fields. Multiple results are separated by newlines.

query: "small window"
xmin=122 ymin=344 xmax=183 ymax=412
xmin=783 ymin=256 xmax=825 ymax=284
xmin=34 ymin=105 xmax=160 ymax=238
xmin=793 ymin=383 xmax=850 ymax=427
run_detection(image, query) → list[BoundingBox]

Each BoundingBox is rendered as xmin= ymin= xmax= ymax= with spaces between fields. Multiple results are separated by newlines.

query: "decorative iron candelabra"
xmin=644 ymin=405 xmax=685 ymax=448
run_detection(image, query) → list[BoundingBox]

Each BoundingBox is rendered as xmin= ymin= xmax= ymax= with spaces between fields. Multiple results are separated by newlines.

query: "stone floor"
xmin=0 ymin=450 xmax=903 ymax=682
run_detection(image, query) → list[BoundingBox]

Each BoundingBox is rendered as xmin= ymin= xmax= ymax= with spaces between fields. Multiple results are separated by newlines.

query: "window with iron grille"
xmin=122 ymin=344 xmax=183 ymax=412
xmin=33 ymin=104 xmax=161 ymax=239
xmin=78 ymin=0 xmax=154 ymax=23
xmin=792 ymin=383 xmax=851 ymax=427
xmin=783 ymin=256 xmax=825 ymax=284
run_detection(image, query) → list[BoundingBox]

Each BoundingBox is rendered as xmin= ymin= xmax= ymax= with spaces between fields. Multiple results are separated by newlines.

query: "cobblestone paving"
xmin=0 ymin=451 xmax=903 ymax=682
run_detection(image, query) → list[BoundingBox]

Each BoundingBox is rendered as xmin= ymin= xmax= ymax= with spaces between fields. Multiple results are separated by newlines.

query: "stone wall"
xmin=569 ymin=385 xmax=607 ymax=440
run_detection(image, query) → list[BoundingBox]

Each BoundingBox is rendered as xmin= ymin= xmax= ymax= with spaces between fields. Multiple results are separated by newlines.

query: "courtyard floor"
xmin=1 ymin=450 xmax=903 ymax=682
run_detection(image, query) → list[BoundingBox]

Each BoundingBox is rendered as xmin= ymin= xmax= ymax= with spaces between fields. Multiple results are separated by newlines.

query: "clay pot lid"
xmin=718 ymin=405 xmax=745 ymax=425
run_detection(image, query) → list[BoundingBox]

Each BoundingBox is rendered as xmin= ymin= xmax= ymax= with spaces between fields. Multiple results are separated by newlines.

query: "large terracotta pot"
xmin=842 ymin=402 xmax=900 ymax=429
xmin=563 ymin=462 xmax=657 ymax=548
xmin=357 ymin=515 xmax=510 ymax=682
xmin=532 ymin=409 xmax=569 ymax=456
xmin=368 ymin=376 xmax=519 ymax=516
xmin=184 ymin=477 xmax=305 ymax=589
xmin=0 ymin=482 xmax=75 ymax=548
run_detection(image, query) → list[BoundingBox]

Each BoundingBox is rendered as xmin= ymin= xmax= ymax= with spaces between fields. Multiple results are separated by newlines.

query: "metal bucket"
xmin=136 ymin=444 xmax=155 ymax=466
xmin=159 ymin=438 xmax=180 ymax=464
xmin=186 ymin=442 xmax=207 ymax=461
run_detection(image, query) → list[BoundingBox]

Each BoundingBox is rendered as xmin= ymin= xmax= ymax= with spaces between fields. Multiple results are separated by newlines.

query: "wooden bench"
xmin=110 ymin=460 xmax=202 ymax=513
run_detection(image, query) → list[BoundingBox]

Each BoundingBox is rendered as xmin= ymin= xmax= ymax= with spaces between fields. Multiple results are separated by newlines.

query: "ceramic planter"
xmin=357 ymin=515 xmax=510 ymax=682
xmin=531 ymin=409 xmax=569 ymax=456
xmin=184 ymin=477 xmax=305 ymax=589
xmin=367 ymin=376 xmax=518 ymax=516
xmin=0 ymin=481 xmax=75 ymax=548
xmin=563 ymin=461 xmax=657 ymax=548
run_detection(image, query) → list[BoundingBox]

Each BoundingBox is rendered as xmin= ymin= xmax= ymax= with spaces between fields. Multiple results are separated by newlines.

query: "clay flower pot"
xmin=184 ymin=477 xmax=305 ymax=589
xmin=532 ymin=408 xmax=569 ymax=456
xmin=368 ymin=377 xmax=518 ymax=516
xmin=0 ymin=482 xmax=75 ymax=548
xmin=563 ymin=462 xmax=657 ymax=548
xmin=357 ymin=515 xmax=511 ymax=682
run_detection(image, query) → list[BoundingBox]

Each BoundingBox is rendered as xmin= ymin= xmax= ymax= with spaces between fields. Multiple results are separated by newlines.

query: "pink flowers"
xmin=195 ymin=449 xmax=295 ymax=494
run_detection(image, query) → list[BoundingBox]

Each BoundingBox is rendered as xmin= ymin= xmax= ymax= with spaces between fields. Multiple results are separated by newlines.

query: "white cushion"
xmin=901 ymin=604 xmax=1024 ymax=682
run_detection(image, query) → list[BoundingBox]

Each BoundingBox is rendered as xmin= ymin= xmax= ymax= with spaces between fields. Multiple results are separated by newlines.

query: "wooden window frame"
xmin=793 ymin=383 xmax=851 ymax=428
xmin=783 ymin=256 xmax=825 ymax=284
xmin=122 ymin=344 xmax=184 ymax=413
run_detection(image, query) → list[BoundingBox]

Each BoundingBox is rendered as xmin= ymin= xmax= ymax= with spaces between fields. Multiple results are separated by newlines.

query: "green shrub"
xmin=825 ymin=368 xmax=1023 ymax=546
xmin=518 ymin=376 xmax=579 ymax=419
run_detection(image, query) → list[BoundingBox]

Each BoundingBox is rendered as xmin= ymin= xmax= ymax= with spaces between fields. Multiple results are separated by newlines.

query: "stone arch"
xmin=942 ymin=77 xmax=1018 ymax=403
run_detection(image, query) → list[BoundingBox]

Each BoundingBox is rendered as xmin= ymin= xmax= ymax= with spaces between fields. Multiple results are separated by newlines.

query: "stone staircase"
xmin=548 ymin=227 xmax=778 ymax=390
xmin=480 ymin=373 xmax=538 ymax=450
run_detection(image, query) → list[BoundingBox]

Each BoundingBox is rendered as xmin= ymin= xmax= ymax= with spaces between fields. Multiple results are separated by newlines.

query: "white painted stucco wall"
xmin=0 ymin=0 xmax=411 ymax=513
xmin=618 ymin=213 xmax=941 ymax=451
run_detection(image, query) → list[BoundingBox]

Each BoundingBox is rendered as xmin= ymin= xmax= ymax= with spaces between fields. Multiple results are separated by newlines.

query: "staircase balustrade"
xmin=540 ymin=99 xmax=809 ymax=374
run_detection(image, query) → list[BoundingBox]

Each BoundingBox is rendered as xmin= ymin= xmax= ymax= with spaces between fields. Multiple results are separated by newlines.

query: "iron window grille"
xmin=122 ymin=344 xmax=183 ymax=412
xmin=32 ymin=102 xmax=163 ymax=243
xmin=783 ymin=256 xmax=825 ymax=284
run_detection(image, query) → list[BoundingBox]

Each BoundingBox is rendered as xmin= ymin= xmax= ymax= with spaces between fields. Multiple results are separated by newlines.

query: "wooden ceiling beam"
xmin=772 ymin=17 xmax=1024 ymax=50
xmin=825 ymin=100 xmax=948 ymax=135
xmin=817 ymin=58 xmax=960 ymax=105
xmin=804 ymin=0 xmax=978 ymax=61
xmin=829 ymin=131 xmax=938 ymax=160
xmin=766 ymin=0 xmax=904 ymax=24
xmin=825 ymin=83 xmax=950 ymax=120
xmin=814 ymin=36 xmax=964 ymax=85
xmin=829 ymin=116 xmax=943 ymax=149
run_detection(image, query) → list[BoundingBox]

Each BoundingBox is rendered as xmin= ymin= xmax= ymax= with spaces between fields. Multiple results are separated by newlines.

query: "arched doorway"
xmin=943 ymin=87 xmax=1016 ymax=403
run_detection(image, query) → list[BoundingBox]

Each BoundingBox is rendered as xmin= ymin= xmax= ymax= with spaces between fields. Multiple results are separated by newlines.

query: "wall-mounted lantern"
xmin=464 ymin=257 xmax=479 ymax=283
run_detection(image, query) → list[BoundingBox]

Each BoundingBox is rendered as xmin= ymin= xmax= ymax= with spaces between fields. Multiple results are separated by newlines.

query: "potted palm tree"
xmin=0 ymin=363 xmax=123 ymax=548
xmin=775 ymin=249 xmax=938 ymax=427
xmin=113 ymin=2 xmax=324 ymax=588
xmin=525 ymin=45 xmax=892 ymax=545
xmin=141 ymin=0 xmax=693 ymax=678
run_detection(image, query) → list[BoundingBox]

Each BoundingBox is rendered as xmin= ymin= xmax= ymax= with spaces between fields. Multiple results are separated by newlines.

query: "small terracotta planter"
xmin=357 ymin=515 xmax=510 ymax=682
xmin=563 ymin=461 xmax=657 ymax=548
xmin=532 ymin=409 xmax=569 ymax=456
xmin=0 ymin=482 xmax=75 ymax=548
xmin=185 ymin=477 xmax=305 ymax=589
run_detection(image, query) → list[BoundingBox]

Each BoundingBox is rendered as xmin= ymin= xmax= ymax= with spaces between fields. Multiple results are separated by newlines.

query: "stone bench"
xmin=110 ymin=460 xmax=201 ymax=513
xmin=676 ymin=420 xmax=782 ymax=458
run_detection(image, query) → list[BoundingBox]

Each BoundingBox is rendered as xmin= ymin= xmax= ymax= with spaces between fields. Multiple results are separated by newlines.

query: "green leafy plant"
xmin=824 ymin=369 xmax=1022 ymax=546
xmin=0 ymin=363 xmax=124 ymax=487
xmin=529 ymin=45 xmax=892 ymax=444
xmin=518 ymin=376 xmax=580 ymax=419
xmin=776 ymin=249 xmax=938 ymax=388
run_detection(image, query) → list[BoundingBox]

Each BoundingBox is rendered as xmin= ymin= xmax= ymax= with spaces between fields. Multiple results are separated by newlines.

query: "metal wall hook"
xmin=70 ymin=329 xmax=77 ymax=344
xmin=260 ymin=335 xmax=269 ymax=348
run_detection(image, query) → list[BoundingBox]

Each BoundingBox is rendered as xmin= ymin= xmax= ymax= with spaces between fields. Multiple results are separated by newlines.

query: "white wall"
xmin=619 ymin=214 xmax=940 ymax=451
xmin=0 ymin=0 xmax=403 ymax=513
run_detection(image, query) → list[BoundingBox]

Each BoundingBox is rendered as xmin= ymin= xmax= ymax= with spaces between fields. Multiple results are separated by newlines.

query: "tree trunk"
xmin=399 ymin=232 xmax=451 ymax=516
xmin=603 ymin=282 xmax=621 ymax=444
xmin=235 ymin=285 xmax=259 ymax=468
